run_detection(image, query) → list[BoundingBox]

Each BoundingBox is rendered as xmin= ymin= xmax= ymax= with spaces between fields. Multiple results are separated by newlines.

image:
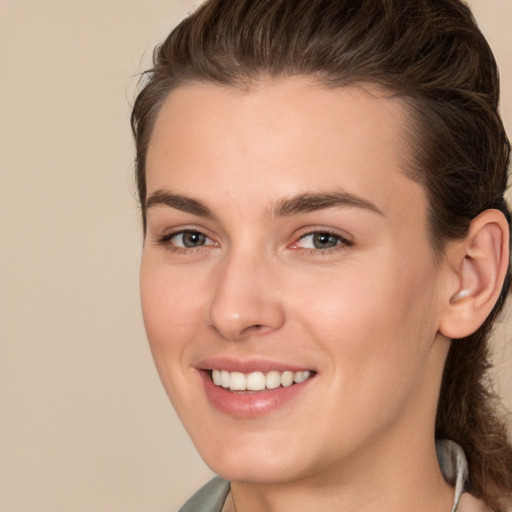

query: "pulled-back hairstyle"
xmin=131 ymin=0 xmax=512 ymax=509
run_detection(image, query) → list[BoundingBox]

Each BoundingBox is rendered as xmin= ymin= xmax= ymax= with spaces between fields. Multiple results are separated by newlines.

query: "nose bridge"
xmin=207 ymin=244 xmax=285 ymax=340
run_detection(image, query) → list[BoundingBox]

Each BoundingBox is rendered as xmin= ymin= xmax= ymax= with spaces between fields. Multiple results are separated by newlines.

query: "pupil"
xmin=313 ymin=233 xmax=338 ymax=249
xmin=183 ymin=231 xmax=205 ymax=247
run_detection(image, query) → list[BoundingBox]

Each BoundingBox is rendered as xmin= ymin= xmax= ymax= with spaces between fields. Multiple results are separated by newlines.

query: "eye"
xmin=292 ymin=230 xmax=353 ymax=251
xmin=302 ymin=232 xmax=340 ymax=249
xmin=159 ymin=229 xmax=216 ymax=249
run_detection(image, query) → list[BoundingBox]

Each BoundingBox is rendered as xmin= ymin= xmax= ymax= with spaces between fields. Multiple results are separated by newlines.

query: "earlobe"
xmin=439 ymin=209 xmax=509 ymax=339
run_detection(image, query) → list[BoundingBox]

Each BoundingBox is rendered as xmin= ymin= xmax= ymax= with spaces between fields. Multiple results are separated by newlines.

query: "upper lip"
xmin=195 ymin=357 xmax=315 ymax=374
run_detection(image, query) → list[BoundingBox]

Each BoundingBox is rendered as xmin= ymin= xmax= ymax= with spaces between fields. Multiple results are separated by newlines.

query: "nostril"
xmin=241 ymin=324 xmax=264 ymax=336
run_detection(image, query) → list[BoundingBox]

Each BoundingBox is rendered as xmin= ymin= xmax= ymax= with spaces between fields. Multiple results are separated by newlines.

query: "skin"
xmin=140 ymin=78 xmax=462 ymax=512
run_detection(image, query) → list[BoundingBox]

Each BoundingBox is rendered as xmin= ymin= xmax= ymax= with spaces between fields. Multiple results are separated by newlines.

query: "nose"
xmin=207 ymin=250 xmax=285 ymax=340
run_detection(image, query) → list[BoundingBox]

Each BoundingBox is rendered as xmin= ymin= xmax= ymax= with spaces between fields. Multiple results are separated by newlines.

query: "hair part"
xmin=131 ymin=0 xmax=512 ymax=509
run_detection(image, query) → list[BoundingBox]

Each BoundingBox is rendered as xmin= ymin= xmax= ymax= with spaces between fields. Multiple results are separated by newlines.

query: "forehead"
xmin=145 ymin=78 xmax=426 ymax=226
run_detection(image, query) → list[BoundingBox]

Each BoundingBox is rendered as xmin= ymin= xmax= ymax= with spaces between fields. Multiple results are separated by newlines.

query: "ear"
xmin=439 ymin=209 xmax=509 ymax=339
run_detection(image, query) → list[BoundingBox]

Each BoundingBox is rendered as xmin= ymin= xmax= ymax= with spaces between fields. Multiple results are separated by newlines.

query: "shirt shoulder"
xmin=178 ymin=477 xmax=230 ymax=512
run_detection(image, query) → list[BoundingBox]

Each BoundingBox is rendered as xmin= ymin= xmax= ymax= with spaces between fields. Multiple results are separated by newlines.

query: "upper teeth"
xmin=211 ymin=369 xmax=311 ymax=391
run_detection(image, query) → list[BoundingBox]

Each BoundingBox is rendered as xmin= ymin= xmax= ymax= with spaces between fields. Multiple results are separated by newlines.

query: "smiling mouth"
xmin=210 ymin=369 xmax=314 ymax=392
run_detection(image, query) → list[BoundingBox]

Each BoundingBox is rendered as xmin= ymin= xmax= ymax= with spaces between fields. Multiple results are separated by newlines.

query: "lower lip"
xmin=200 ymin=371 xmax=314 ymax=418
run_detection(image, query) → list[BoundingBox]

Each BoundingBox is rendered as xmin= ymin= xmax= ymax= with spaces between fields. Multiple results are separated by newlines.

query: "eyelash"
xmin=156 ymin=229 xmax=217 ymax=253
xmin=291 ymin=229 xmax=354 ymax=255
xmin=155 ymin=228 xmax=353 ymax=255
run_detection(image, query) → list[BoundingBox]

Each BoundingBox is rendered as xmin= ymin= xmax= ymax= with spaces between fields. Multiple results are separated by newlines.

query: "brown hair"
xmin=131 ymin=0 xmax=512 ymax=509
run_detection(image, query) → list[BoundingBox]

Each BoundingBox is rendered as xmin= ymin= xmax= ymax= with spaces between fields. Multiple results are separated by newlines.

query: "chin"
xmin=207 ymin=456 xmax=307 ymax=485
xmin=193 ymin=429 xmax=312 ymax=484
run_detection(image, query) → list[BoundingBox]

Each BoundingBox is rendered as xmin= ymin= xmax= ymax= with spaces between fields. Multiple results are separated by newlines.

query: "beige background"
xmin=0 ymin=1 xmax=510 ymax=511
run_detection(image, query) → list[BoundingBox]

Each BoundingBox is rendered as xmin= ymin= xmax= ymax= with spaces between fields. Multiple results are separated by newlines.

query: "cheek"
xmin=139 ymin=258 xmax=215 ymax=429
xmin=139 ymin=258 xmax=204 ymax=376
xmin=287 ymin=250 xmax=440 ymax=383
xmin=289 ymin=260 xmax=441 ymax=442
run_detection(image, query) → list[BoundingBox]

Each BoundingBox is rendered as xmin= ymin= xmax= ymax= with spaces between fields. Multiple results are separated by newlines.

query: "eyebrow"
xmin=271 ymin=191 xmax=384 ymax=217
xmin=144 ymin=189 xmax=384 ymax=219
xmin=145 ymin=190 xmax=214 ymax=218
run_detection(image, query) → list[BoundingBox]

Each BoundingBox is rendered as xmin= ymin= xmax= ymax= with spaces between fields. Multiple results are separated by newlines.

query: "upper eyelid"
xmin=155 ymin=229 xmax=218 ymax=254
xmin=287 ymin=229 xmax=354 ymax=254
xmin=293 ymin=226 xmax=353 ymax=242
xmin=156 ymin=224 xmax=213 ymax=238
xmin=160 ymin=228 xmax=215 ymax=242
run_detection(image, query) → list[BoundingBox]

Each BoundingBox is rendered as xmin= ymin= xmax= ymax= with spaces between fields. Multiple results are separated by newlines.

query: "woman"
xmin=131 ymin=0 xmax=512 ymax=511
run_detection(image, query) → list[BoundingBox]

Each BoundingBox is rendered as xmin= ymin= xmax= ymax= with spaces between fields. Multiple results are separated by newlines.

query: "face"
xmin=141 ymin=78 xmax=451 ymax=485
